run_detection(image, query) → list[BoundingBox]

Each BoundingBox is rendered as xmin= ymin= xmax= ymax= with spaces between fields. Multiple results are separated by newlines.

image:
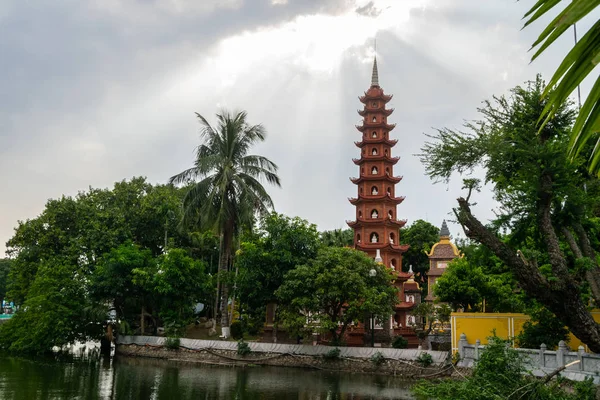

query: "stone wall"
xmin=116 ymin=335 xmax=450 ymax=378
xmin=457 ymin=334 xmax=600 ymax=384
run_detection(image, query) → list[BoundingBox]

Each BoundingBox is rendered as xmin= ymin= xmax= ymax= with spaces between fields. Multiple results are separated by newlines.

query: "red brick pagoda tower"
xmin=347 ymin=57 xmax=409 ymax=270
xmin=347 ymin=57 xmax=417 ymax=336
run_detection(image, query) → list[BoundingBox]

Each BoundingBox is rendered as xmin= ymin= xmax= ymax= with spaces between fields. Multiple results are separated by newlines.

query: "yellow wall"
xmin=451 ymin=311 xmax=600 ymax=353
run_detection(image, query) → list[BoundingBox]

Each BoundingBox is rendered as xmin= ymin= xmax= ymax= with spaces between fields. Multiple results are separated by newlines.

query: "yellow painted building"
xmin=451 ymin=311 xmax=600 ymax=353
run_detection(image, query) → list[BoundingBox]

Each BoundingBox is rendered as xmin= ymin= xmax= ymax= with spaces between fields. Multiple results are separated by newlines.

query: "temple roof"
xmin=354 ymin=242 xmax=409 ymax=253
xmin=350 ymin=174 xmax=403 ymax=184
xmin=352 ymin=155 xmax=400 ymax=165
xmin=426 ymin=221 xmax=462 ymax=259
xmin=348 ymin=194 xmax=405 ymax=205
xmin=355 ymin=122 xmax=396 ymax=132
xmin=357 ymin=108 xmax=394 ymax=117
xmin=354 ymin=138 xmax=398 ymax=147
xmin=346 ymin=217 xmax=407 ymax=229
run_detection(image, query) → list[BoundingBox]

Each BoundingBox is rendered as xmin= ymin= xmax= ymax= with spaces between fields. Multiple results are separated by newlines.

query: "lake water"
xmin=0 ymin=349 xmax=415 ymax=399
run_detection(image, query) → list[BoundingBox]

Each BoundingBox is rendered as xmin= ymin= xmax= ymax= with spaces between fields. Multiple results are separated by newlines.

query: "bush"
xmin=416 ymin=352 xmax=433 ymax=367
xmin=230 ymin=321 xmax=244 ymax=340
xmin=323 ymin=347 xmax=341 ymax=361
xmin=391 ymin=335 xmax=408 ymax=349
xmin=164 ymin=337 xmax=180 ymax=350
xmin=237 ymin=339 xmax=251 ymax=356
xmin=412 ymin=335 xmax=597 ymax=400
xmin=370 ymin=351 xmax=385 ymax=367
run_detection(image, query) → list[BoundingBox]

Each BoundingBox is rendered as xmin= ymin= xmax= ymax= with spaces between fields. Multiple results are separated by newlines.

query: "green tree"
xmin=516 ymin=306 xmax=570 ymax=350
xmin=0 ymin=259 xmax=13 ymax=302
xmin=320 ymin=228 xmax=354 ymax=247
xmin=90 ymin=243 xmax=155 ymax=334
xmin=400 ymin=219 xmax=440 ymax=284
xmin=236 ymin=213 xmax=321 ymax=330
xmin=134 ymin=248 xmax=208 ymax=336
xmin=434 ymin=257 xmax=523 ymax=313
xmin=523 ymin=1 xmax=600 ymax=175
xmin=0 ymin=259 xmax=103 ymax=354
xmin=169 ymin=110 xmax=281 ymax=332
xmin=276 ymin=247 xmax=397 ymax=345
xmin=409 ymin=302 xmax=452 ymax=348
xmin=419 ymin=76 xmax=600 ymax=351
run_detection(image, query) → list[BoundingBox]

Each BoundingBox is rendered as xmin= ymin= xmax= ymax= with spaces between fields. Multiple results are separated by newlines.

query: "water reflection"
xmin=0 ymin=351 xmax=414 ymax=400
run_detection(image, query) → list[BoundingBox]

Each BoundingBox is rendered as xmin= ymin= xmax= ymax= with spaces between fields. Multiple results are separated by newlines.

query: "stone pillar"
xmin=557 ymin=340 xmax=567 ymax=367
xmin=458 ymin=333 xmax=467 ymax=361
xmin=474 ymin=339 xmax=481 ymax=361
xmin=539 ymin=343 xmax=547 ymax=368
xmin=577 ymin=345 xmax=585 ymax=371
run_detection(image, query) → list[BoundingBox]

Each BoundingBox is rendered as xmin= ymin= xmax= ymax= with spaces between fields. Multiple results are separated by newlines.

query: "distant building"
xmin=425 ymin=220 xmax=462 ymax=302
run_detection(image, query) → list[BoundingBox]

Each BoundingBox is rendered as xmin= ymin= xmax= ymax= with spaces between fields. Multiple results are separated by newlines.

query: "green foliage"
xmin=516 ymin=306 xmax=570 ymax=350
xmin=0 ymin=259 xmax=12 ymax=302
xmin=169 ymin=110 xmax=281 ymax=328
xmin=230 ymin=321 xmax=244 ymax=340
xmin=416 ymin=353 xmax=433 ymax=367
xmin=370 ymin=351 xmax=385 ymax=366
xmin=523 ymin=1 xmax=600 ymax=175
xmin=400 ymin=219 xmax=440 ymax=285
xmin=237 ymin=339 xmax=251 ymax=356
xmin=236 ymin=212 xmax=321 ymax=324
xmin=391 ymin=335 xmax=408 ymax=349
xmin=164 ymin=337 xmax=180 ymax=350
xmin=413 ymin=335 xmax=597 ymax=400
xmin=276 ymin=247 xmax=398 ymax=344
xmin=322 ymin=347 xmax=341 ymax=361
xmin=0 ymin=260 xmax=104 ymax=354
xmin=434 ymin=257 xmax=523 ymax=313
xmin=320 ymin=228 xmax=354 ymax=247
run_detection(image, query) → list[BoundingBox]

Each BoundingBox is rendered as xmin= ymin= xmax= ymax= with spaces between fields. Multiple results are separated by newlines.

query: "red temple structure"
xmin=347 ymin=57 xmax=418 ymax=340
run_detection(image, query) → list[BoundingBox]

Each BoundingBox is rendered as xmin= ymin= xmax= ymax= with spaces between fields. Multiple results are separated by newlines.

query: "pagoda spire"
xmin=371 ymin=56 xmax=379 ymax=87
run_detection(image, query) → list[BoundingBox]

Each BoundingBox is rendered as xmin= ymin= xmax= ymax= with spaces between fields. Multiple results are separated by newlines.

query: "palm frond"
xmin=523 ymin=0 xmax=600 ymax=175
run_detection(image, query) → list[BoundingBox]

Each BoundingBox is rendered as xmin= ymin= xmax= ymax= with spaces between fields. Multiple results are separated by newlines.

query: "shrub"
xmin=230 ymin=321 xmax=244 ymax=340
xmin=164 ymin=337 xmax=180 ymax=350
xmin=370 ymin=351 xmax=385 ymax=367
xmin=237 ymin=339 xmax=251 ymax=356
xmin=323 ymin=347 xmax=341 ymax=361
xmin=412 ymin=335 xmax=597 ymax=400
xmin=391 ymin=335 xmax=408 ymax=349
xmin=416 ymin=352 xmax=433 ymax=367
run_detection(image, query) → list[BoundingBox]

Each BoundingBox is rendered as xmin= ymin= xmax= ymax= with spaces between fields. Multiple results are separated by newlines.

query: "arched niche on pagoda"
xmin=389 ymin=232 xmax=396 ymax=244
xmin=371 ymin=209 xmax=379 ymax=219
xmin=370 ymin=232 xmax=379 ymax=243
xmin=371 ymin=166 xmax=378 ymax=175
xmin=371 ymin=185 xmax=379 ymax=195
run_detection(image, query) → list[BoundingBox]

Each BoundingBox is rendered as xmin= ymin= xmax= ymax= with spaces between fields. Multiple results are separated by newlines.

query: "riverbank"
xmin=116 ymin=335 xmax=459 ymax=379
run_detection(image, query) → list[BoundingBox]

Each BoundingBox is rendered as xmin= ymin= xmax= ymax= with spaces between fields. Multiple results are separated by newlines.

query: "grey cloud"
xmin=355 ymin=1 xmax=381 ymax=18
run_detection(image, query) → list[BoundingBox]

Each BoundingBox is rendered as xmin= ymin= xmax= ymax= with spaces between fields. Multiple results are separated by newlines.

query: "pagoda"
xmin=347 ymin=56 xmax=416 ymax=331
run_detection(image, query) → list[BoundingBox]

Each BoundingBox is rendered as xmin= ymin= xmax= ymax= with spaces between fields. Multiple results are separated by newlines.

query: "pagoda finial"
xmin=371 ymin=56 xmax=379 ymax=87
xmin=439 ymin=220 xmax=450 ymax=238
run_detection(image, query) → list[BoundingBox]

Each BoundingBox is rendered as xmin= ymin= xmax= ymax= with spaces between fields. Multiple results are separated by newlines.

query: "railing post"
xmin=578 ymin=345 xmax=585 ymax=371
xmin=557 ymin=340 xmax=566 ymax=368
xmin=475 ymin=339 xmax=481 ymax=361
xmin=458 ymin=333 xmax=467 ymax=360
xmin=539 ymin=343 xmax=546 ymax=368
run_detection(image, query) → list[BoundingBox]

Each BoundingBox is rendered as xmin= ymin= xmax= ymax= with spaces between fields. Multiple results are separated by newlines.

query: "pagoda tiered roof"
xmin=354 ymin=241 xmax=410 ymax=253
xmin=354 ymin=138 xmax=398 ymax=147
xmin=346 ymin=217 xmax=407 ymax=229
xmin=358 ymin=92 xmax=393 ymax=104
xmin=352 ymin=155 xmax=400 ymax=165
xmin=349 ymin=174 xmax=403 ymax=184
xmin=355 ymin=122 xmax=396 ymax=132
xmin=357 ymin=108 xmax=394 ymax=117
xmin=348 ymin=194 xmax=405 ymax=205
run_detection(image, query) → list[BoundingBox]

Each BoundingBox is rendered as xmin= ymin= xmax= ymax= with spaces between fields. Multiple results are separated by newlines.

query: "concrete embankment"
xmin=116 ymin=335 xmax=458 ymax=379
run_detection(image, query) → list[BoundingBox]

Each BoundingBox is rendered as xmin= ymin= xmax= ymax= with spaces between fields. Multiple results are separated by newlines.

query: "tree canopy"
xmin=400 ymin=219 xmax=440 ymax=285
xmin=419 ymin=76 xmax=600 ymax=352
xmin=276 ymin=246 xmax=398 ymax=345
xmin=169 ymin=109 xmax=281 ymax=330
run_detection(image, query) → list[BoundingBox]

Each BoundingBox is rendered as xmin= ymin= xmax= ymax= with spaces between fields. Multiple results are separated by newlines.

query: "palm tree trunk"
xmin=219 ymin=220 xmax=234 ymax=336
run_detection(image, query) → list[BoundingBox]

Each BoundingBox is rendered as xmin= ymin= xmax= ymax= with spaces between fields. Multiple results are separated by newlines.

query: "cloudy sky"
xmin=1 ymin=0 xmax=597 ymax=255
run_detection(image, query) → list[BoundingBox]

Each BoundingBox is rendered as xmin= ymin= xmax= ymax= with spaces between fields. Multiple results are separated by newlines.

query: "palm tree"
xmin=170 ymin=110 xmax=281 ymax=336
xmin=523 ymin=1 xmax=600 ymax=174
